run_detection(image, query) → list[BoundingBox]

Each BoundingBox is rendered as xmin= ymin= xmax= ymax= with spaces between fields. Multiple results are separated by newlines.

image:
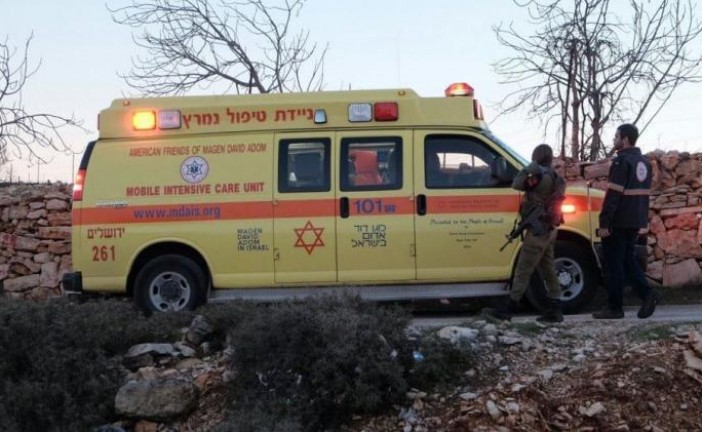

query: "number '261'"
xmin=92 ymin=245 xmax=116 ymax=262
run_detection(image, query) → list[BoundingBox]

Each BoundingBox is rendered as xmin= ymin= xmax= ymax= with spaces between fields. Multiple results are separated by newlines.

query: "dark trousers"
xmin=602 ymin=228 xmax=651 ymax=311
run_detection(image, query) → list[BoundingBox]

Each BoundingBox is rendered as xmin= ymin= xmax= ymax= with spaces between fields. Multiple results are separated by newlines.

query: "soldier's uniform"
xmin=510 ymin=162 xmax=563 ymax=303
xmin=483 ymin=160 xmax=565 ymax=322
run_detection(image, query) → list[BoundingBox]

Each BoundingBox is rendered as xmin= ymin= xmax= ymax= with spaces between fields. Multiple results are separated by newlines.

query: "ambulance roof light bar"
xmin=374 ymin=102 xmax=398 ymax=121
xmin=132 ymin=111 xmax=156 ymax=130
xmin=158 ymin=110 xmax=182 ymax=129
xmin=348 ymin=102 xmax=399 ymax=122
xmin=132 ymin=110 xmax=183 ymax=130
xmin=445 ymin=82 xmax=475 ymax=97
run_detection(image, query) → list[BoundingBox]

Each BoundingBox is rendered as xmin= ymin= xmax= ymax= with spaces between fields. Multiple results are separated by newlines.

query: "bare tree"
xmin=493 ymin=0 xmax=702 ymax=161
xmin=110 ymin=0 xmax=326 ymax=95
xmin=0 ymin=34 xmax=80 ymax=167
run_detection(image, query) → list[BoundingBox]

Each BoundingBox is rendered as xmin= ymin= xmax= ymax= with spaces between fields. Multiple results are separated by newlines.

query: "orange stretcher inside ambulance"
xmin=62 ymin=83 xmax=605 ymax=313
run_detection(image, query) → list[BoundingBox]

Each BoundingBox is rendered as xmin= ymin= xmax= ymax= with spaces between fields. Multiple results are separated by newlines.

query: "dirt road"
xmin=411 ymin=304 xmax=702 ymax=328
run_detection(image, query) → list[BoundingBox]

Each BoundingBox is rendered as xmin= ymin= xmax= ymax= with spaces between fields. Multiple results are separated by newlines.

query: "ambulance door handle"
xmin=416 ymin=194 xmax=427 ymax=216
xmin=340 ymin=197 xmax=350 ymax=218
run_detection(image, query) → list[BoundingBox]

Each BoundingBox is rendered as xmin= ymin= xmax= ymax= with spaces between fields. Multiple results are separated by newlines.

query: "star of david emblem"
xmin=180 ymin=156 xmax=209 ymax=184
xmin=185 ymin=161 xmax=203 ymax=178
xmin=294 ymin=221 xmax=325 ymax=255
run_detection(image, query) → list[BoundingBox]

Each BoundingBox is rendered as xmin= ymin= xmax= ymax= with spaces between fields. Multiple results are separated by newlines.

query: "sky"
xmin=2 ymin=0 xmax=702 ymax=183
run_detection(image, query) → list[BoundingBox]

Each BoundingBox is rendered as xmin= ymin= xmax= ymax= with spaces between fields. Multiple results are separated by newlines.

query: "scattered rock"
xmin=505 ymin=401 xmax=520 ymax=415
xmin=683 ymin=350 xmax=702 ymax=372
xmin=126 ymin=343 xmax=177 ymax=358
xmin=498 ymin=336 xmax=521 ymax=346
xmin=459 ymin=392 xmax=479 ymax=401
xmin=185 ymin=316 xmax=214 ymax=346
xmin=581 ymin=402 xmax=606 ymax=417
xmin=437 ymin=326 xmax=479 ymax=344
xmin=115 ymin=378 xmax=199 ymax=421
xmin=537 ymin=369 xmax=554 ymax=382
xmin=485 ymin=400 xmax=502 ymax=420
xmin=550 ymin=363 xmax=568 ymax=372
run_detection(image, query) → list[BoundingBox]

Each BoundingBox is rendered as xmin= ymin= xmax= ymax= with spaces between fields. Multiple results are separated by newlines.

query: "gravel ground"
xmin=348 ymin=318 xmax=702 ymax=431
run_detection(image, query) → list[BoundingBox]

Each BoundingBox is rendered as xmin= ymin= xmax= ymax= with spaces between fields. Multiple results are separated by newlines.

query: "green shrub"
xmin=407 ymin=333 xmax=475 ymax=391
xmin=0 ymin=296 xmax=478 ymax=432
xmin=0 ymin=297 xmax=193 ymax=432
xmin=193 ymin=301 xmax=258 ymax=349
xmin=218 ymin=295 xmax=412 ymax=431
xmin=211 ymin=403 xmax=305 ymax=432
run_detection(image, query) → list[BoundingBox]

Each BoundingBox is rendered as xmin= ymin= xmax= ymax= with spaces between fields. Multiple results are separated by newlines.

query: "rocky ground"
xmin=350 ymin=319 xmax=702 ymax=432
xmin=107 ymin=315 xmax=702 ymax=432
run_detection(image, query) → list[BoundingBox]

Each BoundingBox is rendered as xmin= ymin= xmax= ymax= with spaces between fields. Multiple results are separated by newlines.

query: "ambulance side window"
xmin=425 ymin=135 xmax=516 ymax=189
xmin=340 ymin=137 xmax=403 ymax=191
xmin=278 ymin=139 xmax=331 ymax=193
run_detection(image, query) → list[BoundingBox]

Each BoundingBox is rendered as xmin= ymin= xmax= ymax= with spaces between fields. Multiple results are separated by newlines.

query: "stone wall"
xmin=0 ymin=183 xmax=72 ymax=300
xmin=1 ymin=150 xmax=701 ymax=301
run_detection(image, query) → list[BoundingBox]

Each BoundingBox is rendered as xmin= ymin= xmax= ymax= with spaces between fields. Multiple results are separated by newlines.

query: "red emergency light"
xmin=445 ymin=82 xmax=475 ymax=97
xmin=73 ymin=169 xmax=86 ymax=201
xmin=374 ymin=102 xmax=399 ymax=121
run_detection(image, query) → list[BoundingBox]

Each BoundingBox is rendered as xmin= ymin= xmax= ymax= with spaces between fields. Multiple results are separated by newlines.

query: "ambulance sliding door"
xmin=414 ymin=132 xmax=520 ymax=281
xmin=273 ymin=134 xmax=337 ymax=283
xmin=336 ymin=132 xmax=415 ymax=282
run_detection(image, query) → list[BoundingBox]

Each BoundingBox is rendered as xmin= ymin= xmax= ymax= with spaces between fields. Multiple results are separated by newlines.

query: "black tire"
xmin=134 ymin=254 xmax=208 ymax=313
xmin=525 ymin=240 xmax=599 ymax=314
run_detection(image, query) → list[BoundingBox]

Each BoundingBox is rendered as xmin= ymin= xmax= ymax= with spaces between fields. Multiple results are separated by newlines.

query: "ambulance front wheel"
xmin=525 ymin=240 xmax=599 ymax=314
xmin=134 ymin=254 xmax=208 ymax=313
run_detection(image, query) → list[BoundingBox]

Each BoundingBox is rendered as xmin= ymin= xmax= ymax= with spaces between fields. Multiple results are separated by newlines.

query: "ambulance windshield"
xmin=482 ymin=132 xmax=529 ymax=167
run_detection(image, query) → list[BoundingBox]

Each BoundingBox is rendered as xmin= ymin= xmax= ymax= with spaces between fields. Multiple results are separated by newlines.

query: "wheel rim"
xmin=555 ymin=257 xmax=585 ymax=302
xmin=149 ymin=272 xmax=192 ymax=312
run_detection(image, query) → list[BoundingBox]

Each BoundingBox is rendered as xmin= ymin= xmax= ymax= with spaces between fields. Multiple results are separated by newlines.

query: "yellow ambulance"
xmin=62 ymin=83 xmax=605 ymax=313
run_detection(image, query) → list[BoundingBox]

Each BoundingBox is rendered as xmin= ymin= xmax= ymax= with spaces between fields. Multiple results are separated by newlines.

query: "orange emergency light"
xmin=444 ymin=82 xmax=475 ymax=97
xmin=132 ymin=111 xmax=157 ymax=130
xmin=561 ymin=203 xmax=577 ymax=214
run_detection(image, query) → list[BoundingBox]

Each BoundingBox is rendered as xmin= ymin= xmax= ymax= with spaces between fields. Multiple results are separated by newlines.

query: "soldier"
xmin=593 ymin=124 xmax=660 ymax=319
xmin=484 ymin=144 xmax=566 ymax=323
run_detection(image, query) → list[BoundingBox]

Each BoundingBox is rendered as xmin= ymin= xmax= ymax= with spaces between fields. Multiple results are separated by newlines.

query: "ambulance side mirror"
xmin=491 ymin=156 xmax=512 ymax=185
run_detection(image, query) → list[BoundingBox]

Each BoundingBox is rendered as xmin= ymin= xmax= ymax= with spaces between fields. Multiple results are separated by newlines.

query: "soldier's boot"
xmin=482 ymin=298 xmax=520 ymax=322
xmin=536 ymin=298 xmax=563 ymax=323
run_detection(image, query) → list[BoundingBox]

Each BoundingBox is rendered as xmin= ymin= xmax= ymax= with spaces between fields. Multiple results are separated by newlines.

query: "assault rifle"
xmin=499 ymin=202 xmax=546 ymax=252
xmin=500 ymin=167 xmax=566 ymax=252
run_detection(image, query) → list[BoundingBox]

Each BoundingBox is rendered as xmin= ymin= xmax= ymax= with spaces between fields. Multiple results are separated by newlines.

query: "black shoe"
xmin=482 ymin=298 xmax=520 ymax=322
xmin=482 ymin=307 xmax=512 ymax=322
xmin=536 ymin=307 xmax=563 ymax=323
xmin=638 ymin=291 xmax=661 ymax=319
xmin=537 ymin=299 xmax=564 ymax=323
xmin=592 ymin=308 xmax=624 ymax=319
xmin=536 ymin=310 xmax=564 ymax=323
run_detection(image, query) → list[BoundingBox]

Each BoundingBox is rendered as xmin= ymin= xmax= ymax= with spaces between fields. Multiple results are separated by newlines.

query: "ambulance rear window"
xmin=278 ymin=139 xmax=331 ymax=193
xmin=340 ymin=137 xmax=403 ymax=191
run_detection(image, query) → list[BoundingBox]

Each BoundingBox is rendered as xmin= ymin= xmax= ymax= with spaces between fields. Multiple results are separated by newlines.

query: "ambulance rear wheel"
xmin=525 ymin=241 xmax=598 ymax=314
xmin=134 ymin=254 xmax=207 ymax=313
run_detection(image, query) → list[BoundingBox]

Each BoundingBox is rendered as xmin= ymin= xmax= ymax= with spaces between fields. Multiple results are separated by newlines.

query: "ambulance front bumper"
xmin=61 ymin=271 xmax=83 ymax=295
